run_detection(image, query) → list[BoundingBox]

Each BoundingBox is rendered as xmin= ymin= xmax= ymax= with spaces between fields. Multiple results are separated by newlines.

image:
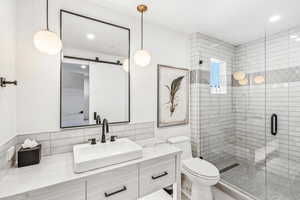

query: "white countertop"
xmin=0 ymin=143 xmax=181 ymax=199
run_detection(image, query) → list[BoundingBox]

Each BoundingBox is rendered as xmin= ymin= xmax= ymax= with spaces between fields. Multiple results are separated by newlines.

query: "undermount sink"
xmin=73 ymin=138 xmax=143 ymax=173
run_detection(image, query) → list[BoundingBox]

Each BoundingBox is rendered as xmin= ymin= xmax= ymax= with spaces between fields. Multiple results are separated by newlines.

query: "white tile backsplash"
xmin=0 ymin=121 xmax=155 ymax=179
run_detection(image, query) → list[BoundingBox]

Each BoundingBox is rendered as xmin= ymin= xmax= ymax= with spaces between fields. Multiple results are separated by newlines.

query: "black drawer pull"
xmin=104 ymin=186 xmax=127 ymax=197
xmin=152 ymin=171 xmax=168 ymax=180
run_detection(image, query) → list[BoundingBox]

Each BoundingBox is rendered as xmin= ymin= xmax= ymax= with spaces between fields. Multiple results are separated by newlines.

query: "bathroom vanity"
xmin=0 ymin=144 xmax=181 ymax=200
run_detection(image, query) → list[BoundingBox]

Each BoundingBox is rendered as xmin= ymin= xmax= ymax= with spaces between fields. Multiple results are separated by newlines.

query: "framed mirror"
xmin=60 ymin=10 xmax=130 ymax=128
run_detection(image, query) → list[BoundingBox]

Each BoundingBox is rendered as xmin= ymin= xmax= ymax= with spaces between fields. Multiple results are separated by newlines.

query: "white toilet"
xmin=167 ymin=136 xmax=220 ymax=200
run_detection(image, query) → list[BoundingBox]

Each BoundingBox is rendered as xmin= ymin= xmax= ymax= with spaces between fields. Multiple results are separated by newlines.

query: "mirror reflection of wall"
xmin=88 ymin=62 xmax=128 ymax=124
xmin=61 ymin=61 xmax=128 ymax=127
xmin=60 ymin=10 xmax=130 ymax=128
xmin=62 ymin=63 xmax=90 ymax=127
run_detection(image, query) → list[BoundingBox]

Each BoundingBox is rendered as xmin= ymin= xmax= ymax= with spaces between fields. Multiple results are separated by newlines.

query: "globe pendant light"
xmin=239 ymin=78 xmax=248 ymax=86
xmin=233 ymin=71 xmax=246 ymax=81
xmin=134 ymin=5 xmax=151 ymax=67
xmin=254 ymin=75 xmax=265 ymax=84
xmin=33 ymin=0 xmax=62 ymax=55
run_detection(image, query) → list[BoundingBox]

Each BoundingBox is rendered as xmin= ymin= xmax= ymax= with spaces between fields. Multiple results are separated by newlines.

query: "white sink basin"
xmin=73 ymin=138 xmax=143 ymax=173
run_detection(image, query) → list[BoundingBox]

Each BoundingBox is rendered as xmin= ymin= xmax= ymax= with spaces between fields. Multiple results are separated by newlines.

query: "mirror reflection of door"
xmin=62 ymin=63 xmax=90 ymax=127
xmin=60 ymin=10 xmax=130 ymax=128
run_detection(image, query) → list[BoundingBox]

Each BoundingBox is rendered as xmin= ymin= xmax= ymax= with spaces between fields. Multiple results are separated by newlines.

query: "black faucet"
xmin=96 ymin=115 xmax=101 ymax=125
xmin=101 ymin=119 xmax=109 ymax=143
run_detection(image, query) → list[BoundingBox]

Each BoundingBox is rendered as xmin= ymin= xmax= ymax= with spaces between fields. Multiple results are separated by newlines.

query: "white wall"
xmin=0 ymin=0 xmax=16 ymax=146
xmin=15 ymin=0 xmax=190 ymax=140
xmin=89 ymin=62 xmax=128 ymax=123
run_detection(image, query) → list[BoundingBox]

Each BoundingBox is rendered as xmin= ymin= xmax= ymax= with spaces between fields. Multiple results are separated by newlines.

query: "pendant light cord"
xmin=46 ymin=0 xmax=49 ymax=30
xmin=141 ymin=12 xmax=144 ymax=50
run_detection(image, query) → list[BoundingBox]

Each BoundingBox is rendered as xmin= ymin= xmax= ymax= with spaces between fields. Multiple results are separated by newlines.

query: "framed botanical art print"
xmin=157 ymin=65 xmax=189 ymax=128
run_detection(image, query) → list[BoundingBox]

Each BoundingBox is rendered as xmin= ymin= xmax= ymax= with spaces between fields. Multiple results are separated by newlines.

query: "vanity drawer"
xmin=87 ymin=165 xmax=138 ymax=200
xmin=139 ymin=156 xmax=176 ymax=197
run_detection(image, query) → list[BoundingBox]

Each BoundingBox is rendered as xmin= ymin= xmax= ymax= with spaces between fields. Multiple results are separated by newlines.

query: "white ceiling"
xmin=89 ymin=0 xmax=300 ymax=45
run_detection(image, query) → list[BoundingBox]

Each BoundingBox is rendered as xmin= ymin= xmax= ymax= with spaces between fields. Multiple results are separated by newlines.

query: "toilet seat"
xmin=182 ymin=158 xmax=219 ymax=180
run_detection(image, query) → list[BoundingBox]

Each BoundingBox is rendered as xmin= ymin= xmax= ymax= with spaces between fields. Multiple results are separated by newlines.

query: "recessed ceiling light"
xmin=296 ymin=38 xmax=300 ymax=42
xmin=290 ymin=34 xmax=298 ymax=39
xmin=86 ymin=33 xmax=95 ymax=40
xmin=269 ymin=15 xmax=281 ymax=23
xmin=81 ymin=65 xmax=87 ymax=69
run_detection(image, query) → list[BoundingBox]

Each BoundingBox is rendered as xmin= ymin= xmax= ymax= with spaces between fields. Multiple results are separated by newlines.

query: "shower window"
xmin=210 ymin=58 xmax=227 ymax=94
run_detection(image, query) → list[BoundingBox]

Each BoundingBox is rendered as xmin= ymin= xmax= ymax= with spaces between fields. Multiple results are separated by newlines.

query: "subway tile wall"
xmin=233 ymin=27 xmax=300 ymax=180
xmin=191 ymin=27 xmax=300 ymax=182
xmin=0 ymin=137 xmax=18 ymax=179
xmin=190 ymin=33 xmax=236 ymax=162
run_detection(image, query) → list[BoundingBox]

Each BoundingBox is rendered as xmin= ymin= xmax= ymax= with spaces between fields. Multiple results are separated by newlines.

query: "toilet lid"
xmin=183 ymin=158 xmax=219 ymax=179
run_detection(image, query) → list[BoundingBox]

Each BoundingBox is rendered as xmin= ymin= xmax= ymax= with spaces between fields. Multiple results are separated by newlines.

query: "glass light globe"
xmin=122 ymin=59 xmax=129 ymax=72
xmin=254 ymin=75 xmax=265 ymax=84
xmin=233 ymin=71 xmax=246 ymax=81
xmin=33 ymin=30 xmax=62 ymax=55
xmin=134 ymin=50 xmax=151 ymax=67
xmin=239 ymin=78 xmax=248 ymax=86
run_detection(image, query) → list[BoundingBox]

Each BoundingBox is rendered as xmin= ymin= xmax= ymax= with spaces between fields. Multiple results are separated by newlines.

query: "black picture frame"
xmin=59 ymin=10 xmax=131 ymax=129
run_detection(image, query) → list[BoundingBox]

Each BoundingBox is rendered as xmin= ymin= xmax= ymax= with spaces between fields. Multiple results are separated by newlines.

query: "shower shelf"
xmin=228 ymin=139 xmax=278 ymax=163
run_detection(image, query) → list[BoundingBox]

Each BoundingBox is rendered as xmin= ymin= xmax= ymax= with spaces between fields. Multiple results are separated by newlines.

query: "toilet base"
xmin=191 ymin=181 xmax=214 ymax=200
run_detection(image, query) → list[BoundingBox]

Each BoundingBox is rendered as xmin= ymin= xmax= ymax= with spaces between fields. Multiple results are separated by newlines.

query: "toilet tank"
xmin=167 ymin=136 xmax=192 ymax=160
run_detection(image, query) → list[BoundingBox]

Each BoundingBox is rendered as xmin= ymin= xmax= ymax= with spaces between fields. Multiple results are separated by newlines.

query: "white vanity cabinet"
xmin=0 ymin=144 xmax=181 ymax=200
xmin=6 ymin=179 xmax=86 ymax=200
xmin=86 ymin=165 xmax=139 ymax=200
xmin=87 ymin=155 xmax=177 ymax=200
xmin=139 ymin=156 xmax=176 ymax=197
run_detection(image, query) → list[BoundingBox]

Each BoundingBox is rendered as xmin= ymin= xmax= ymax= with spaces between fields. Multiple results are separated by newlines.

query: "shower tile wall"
xmin=190 ymin=33 xmax=235 ymax=162
xmin=233 ymin=28 xmax=300 ymax=183
xmin=233 ymin=38 xmax=266 ymax=163
xmin=191 ymin=28 xmax=300 ymax=188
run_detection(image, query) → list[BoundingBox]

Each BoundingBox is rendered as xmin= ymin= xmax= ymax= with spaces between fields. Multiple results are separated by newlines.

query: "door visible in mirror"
xmin=60 ymin=10 xmax=130 ymax=128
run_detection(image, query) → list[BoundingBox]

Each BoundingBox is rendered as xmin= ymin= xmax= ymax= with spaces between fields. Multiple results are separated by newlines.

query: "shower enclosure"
xmin=190 ymin=26 xmax=300 ymax=200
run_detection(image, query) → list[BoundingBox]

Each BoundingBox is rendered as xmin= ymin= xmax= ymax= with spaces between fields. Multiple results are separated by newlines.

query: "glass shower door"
xmin=265 ymin=27 xmax=300 ymax=200
xmin=219 ymin=36 xmax=268 ymax=200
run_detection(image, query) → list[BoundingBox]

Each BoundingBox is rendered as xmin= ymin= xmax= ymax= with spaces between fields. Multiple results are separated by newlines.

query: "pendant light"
xmin=239 ymin=78 xmax=248 ymax=86
xmin=33 ymin=0 xmax=62 ymax=55
xmin=233 ymin=71 xmax=246 ymax=81
xmin=254 ymin=75 xmax=265 ymax=84
xmin=134 ymin=5 xmax=151 ymax=67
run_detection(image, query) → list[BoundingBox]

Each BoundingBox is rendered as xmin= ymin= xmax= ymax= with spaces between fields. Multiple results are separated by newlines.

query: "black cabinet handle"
xmin=271 ymin=114 xmax=278 ymax=136
xmin=104 ymin=186 xmax=127 ymax=197
xmin=152 ymin=171 xmax=168 ymax=180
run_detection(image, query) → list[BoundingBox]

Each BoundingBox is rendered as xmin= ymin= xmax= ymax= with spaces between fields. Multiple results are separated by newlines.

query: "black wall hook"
xmin=0 ymin=77 xmax=17 ymax=87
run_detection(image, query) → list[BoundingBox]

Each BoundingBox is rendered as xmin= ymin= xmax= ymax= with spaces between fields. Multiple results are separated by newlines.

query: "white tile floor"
xmin=213 ymin=187 xmax=237 ymax=200
xmin=141 ymin=187 xmax=237 ymax=200
xmin=215 ymin=157 xmax=300 ymax=200
xmin=181 ymin=187 xmax=237 ymax=200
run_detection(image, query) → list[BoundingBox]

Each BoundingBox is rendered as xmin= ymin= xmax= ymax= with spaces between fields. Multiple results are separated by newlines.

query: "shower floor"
xmin=214 ymin=157 xmax=300 ymax=200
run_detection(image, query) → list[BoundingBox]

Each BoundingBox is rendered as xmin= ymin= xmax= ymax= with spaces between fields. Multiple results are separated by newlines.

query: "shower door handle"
xmin=271 ymin=114 xmax=278 ymax=136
